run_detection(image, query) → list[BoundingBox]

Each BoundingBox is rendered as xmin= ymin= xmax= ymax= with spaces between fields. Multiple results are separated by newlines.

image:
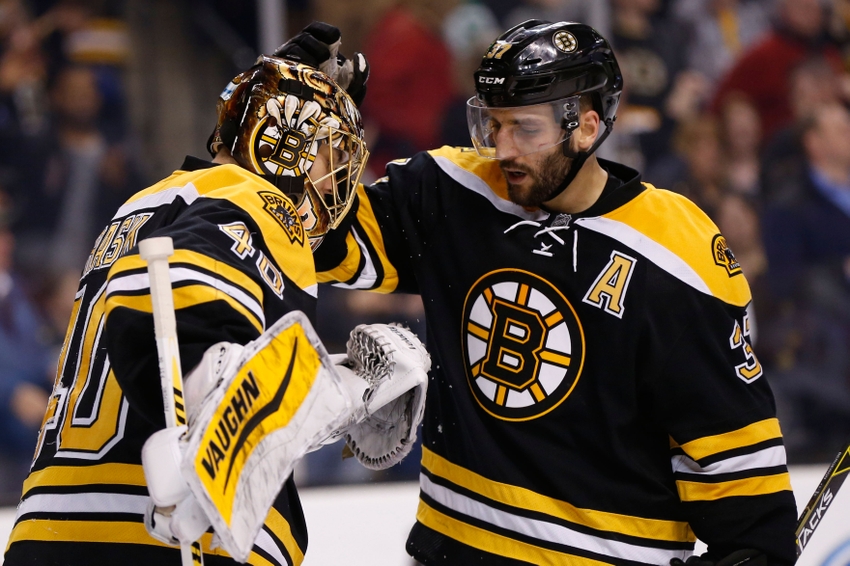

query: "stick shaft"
xmin=795 ymin=442 xmax=850 ymax=555
xmin=139 ymin=237 xmax=203 ymax=566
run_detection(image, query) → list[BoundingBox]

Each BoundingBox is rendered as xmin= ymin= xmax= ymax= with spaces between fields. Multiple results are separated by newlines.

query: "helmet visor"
xmin=466 ymin=95 xmax=579 ymax=159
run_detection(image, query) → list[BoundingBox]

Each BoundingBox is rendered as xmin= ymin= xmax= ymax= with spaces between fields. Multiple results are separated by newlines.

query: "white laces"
xmin=504 ymin=214 xmax=577 ymax=266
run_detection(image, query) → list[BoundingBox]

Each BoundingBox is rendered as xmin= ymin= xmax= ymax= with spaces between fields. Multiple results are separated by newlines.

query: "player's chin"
xmin=506 ymin=182 xmax=538 ymax=207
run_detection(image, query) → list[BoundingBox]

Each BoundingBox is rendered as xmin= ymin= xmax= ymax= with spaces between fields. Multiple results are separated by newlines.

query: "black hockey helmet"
xmin=473 ymin=20 xmax=621 ymax=125
xmin=468 ymin=21 xmax=622 ymax=165
xmin=467 ymin=21 xmax=623 ymax=201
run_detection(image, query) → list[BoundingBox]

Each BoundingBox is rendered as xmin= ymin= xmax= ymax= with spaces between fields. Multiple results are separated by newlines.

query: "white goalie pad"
xmin=180 ymin=311 xmax=353 ymax=563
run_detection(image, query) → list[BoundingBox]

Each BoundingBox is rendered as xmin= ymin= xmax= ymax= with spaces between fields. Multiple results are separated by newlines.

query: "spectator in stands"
xmin=34 ymin=0 xmax=130 ymax=141
xmin=761 ymin=55 xmax=845 ymax=201
xmin=14 ymin=64 xmax=141 ymax=275
xmin=0 ymin=189 xmax=51 ymax=505
xmin=0 ymin=1 xmax=49 ymax=143
xmin=711 ymin=0 xmax=845 ymax=141
xmin=361 ymin=0 xmax=456 ymax=176
xmin=718 ymin=92 xmax=763 ymax=196
xmin=648 ymin=114 xmax=726 ymax=219
xmin=500 ymin=0 xmax=612 ymax=37
xmin=438 ymin=1 xmax=500 ymax=148
xmin=610 ymin=0 xmax=706 ymax=168
xmin=760 ymin=102 xmax=850 ymax=461
xmin=673 ymin=0 xmax=771 ymax=87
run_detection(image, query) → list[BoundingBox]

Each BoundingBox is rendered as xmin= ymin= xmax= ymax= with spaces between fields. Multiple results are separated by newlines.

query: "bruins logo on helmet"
xmin=553 ymin=31 xmax=577 ymax=53
xmin=712 ymin=234 xmax=742 ymax=277
xmin=258 ymin=191 xmax=304 ymax=246
xmin=462 ymin=269 xmax=585 ymax=422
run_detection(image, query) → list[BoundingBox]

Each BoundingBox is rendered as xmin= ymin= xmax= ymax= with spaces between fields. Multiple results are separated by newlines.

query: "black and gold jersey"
xmin=315 ymin=147 xmax=798 ymax=565
xmin=5 ymin=157 xmax=315 ymax=566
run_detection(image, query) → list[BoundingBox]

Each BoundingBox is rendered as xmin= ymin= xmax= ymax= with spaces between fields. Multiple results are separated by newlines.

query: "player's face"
xmin=307 ymin=141 xmax=342 ymax=197
xmin=500 ymin=146 xmax=574 ymax=208
xmin=488 ymin=106 xmax=573 ymax=207
xmin=489 ymin=105 xmax=565 ymax=160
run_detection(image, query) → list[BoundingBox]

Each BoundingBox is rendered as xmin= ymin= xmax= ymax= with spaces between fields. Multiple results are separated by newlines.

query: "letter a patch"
xmin=582 ymin=251 xmax=637 ymax=318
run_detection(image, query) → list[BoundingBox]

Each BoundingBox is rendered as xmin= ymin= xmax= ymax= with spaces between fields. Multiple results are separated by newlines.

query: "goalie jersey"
xmin=315 ymin=147 xmax=798 ymax=564
xmin=5 ymin=157 xmax=313 ymax=566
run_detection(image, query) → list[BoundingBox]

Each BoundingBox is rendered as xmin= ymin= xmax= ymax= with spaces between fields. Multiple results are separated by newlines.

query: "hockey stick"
xmin=795 ymin=442 xmax=850 ymax=555
xmin=139 ymin=237 xmax=205 ymax=566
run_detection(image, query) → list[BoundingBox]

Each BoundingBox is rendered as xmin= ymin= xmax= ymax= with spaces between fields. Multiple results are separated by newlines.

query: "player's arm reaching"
xmin=273 ymin=23 xmax=420 ymax=295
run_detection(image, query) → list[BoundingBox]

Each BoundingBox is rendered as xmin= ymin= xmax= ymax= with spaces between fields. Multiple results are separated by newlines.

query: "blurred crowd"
xmin=1 ymin=0 xmax=850 ymax=502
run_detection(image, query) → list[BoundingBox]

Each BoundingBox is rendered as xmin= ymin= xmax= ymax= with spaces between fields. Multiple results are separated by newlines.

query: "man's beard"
xmin=501 ymin=150 xmax=573 ymax=208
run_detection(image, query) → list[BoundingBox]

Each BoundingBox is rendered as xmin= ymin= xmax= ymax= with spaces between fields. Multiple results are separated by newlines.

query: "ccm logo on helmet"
xmin=479 ymin=76 xmax=505 ymax=84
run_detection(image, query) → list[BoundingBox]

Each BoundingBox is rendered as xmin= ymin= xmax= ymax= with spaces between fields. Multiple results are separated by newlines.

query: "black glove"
xmin=273 ymin=21 xmax=340 ymax=68
xmin=273 ymin=21 xmax=369 ymax=107
xmin=671 ymin=549 xmax=767 ymax=566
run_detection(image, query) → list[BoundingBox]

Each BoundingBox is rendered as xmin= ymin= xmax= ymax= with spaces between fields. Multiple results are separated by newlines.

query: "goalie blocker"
xmin=141 ymin=312 xmax=430 ymax=562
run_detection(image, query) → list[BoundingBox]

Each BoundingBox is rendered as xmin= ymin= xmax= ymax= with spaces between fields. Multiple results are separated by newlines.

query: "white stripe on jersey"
xmin=575 ymin=217 xmax=712 ymax=296
xmin=420 ymin=474 xmax=689 ymax=563
xmin=672 ymin=445 xmax=787 ymax=476
xmin=331 ymin=227 xmax=379 ymax=291
xmin=431 ymin=156 xmax=550 ymax=222
xmin=113 ymin=184 xmax=201 ymax=219
xmin=16 ymin=491 xmax=148 ymax=519
xmin=106 ymin=266 xmax=266 ymax=329
xmin=255 ymin=527 xmax=290 ymax=565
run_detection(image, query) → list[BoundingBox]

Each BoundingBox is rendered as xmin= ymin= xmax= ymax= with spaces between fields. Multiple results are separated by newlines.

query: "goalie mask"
xmin=209 ymin=57 xmax=369 ymax=249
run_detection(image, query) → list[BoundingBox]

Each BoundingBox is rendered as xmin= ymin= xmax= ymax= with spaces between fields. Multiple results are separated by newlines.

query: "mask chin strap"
xmin=543 ymin=123 xmax=612 ymax=205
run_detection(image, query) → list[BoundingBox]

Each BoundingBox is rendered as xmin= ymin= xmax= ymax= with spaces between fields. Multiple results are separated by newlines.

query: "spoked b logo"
xmin=462 ymin=269 xmax=585 ymax=421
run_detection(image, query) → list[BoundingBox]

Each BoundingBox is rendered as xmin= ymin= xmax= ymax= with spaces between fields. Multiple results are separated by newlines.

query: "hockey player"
xmin=278 ymin=20 xmax=798 ymax=565
xmin=4 ymin=47 xmax=429 ymax=566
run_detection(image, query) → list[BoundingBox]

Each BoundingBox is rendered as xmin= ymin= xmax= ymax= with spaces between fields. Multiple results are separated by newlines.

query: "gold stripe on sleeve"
xmin=22 ymin=463 xmax=146 ymax=497
xmin=108 ymin=249 xmax=265 ymax=309
xmin=676 ymin=472 xmax=792 ymax=501
xmin=106 ymin=284 xmax=263 ymax=333
xmin=677 ymin=418 xmax=783 ymax=461
xmin=602 ymin=186 xmax=751 ymax=307
xmin=190 ymin=170 xmax=318 ymax=293
xmin=316 ymin=229 xmax=363 ymax=284
xmin=172 ymin=284 xmax=262 ymax=332
xmin=352 ymin=186 xmax=398 ymax=293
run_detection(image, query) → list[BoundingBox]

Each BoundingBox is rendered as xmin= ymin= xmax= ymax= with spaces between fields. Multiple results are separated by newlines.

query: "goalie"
xmin=4 ymin=26 xmax=428 ymax=566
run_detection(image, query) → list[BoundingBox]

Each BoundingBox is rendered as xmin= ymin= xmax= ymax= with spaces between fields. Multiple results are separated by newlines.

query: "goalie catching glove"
xmin=339 ymin=323 xmax=429 ymax=469
xmin=141 ymin=312 xmax=429 ymax=562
